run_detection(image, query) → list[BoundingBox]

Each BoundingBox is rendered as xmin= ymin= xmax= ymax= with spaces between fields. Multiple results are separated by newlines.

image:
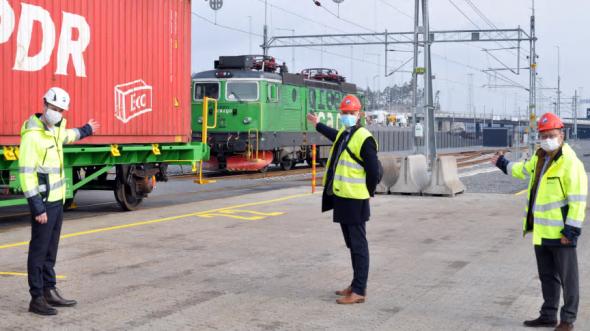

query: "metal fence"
xmin=367 ymin=126 xmax=483 ymax=152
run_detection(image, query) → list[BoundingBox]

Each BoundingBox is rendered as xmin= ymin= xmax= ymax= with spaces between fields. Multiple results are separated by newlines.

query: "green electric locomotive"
xmin=191 ymin=55 xmax=363 ymax=172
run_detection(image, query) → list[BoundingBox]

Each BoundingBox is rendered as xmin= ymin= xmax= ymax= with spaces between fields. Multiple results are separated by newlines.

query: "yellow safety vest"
xmin=19 ymin=115 xmax=80 ymax=203
xmin=509 ymin=143 xmax=587 ymax=245
xmin=323 ymin=127 xmax=377 ymax=199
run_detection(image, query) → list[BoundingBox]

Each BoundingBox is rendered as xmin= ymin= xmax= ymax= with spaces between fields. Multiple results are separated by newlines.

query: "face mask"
xmin=44 ymin=108 xmax=63 ymax=126
xmin=540 ymin=137 xmax=561 ymax=152
xmin=340 ymin=114 xmax=358 ymax=128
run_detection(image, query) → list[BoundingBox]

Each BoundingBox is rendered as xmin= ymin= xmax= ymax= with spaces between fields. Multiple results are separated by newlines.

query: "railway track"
xmin=169 ymin=148 xmax=517 ymax=182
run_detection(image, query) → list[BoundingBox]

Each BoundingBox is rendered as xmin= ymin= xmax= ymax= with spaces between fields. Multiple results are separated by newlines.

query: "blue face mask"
xmin=340 ymin=114 xmax=358 ymax=127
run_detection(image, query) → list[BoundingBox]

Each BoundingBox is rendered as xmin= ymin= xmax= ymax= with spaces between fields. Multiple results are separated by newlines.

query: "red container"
xmin=0 ymin=0 xmax=192 ymax=145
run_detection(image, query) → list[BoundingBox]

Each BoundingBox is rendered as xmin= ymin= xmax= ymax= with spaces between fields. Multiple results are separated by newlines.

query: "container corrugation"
xmin=0 ymin=0 xmax=191 ymax=145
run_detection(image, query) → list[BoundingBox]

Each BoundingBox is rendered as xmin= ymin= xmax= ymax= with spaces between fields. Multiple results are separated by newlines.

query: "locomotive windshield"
xmin=193 ymin=82 xmax=219 ymax=100
xmin=226 ymin=81 xmax=259 ymax=101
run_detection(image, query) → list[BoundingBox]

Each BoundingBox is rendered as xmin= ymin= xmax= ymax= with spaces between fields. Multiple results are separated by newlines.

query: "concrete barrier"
xmin=390 ymin=154 xmax=429 ymax=195
xmin=375 ymin=153 xmax=401 ymax=194
xmin=423 ymin=156 xmax=465 ymax=197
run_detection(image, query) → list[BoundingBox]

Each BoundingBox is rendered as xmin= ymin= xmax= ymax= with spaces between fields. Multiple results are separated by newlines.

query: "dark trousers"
xmin=534 ymin=245 xmax=579 ymax=323
xmin=27 ymin=202 xmax=63 ymax=298
xmin=340 ymin=223 xmax=369 ymax=296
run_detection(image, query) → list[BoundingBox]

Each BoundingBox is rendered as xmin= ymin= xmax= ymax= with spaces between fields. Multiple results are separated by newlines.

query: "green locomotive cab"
xmin=191 ymin=55 xmax=362 ymax=172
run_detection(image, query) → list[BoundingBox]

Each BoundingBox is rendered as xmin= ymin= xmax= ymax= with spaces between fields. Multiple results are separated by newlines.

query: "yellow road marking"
xmin=0 ymin=193 xmax=311 ymax=250
xmin=515 ymin=189 xmax=527 ymax=196
xmin=198 ymin=213 xmax=265 ymax=220
xmin=0 ymin=272 xmax=66 ymax=279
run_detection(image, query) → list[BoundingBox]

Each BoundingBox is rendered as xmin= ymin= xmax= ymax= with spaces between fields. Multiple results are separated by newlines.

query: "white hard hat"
xmin=43 ymin=87 xmax=70 ymax=111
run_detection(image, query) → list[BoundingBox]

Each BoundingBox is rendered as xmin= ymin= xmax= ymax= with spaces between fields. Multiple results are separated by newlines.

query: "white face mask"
xmin=540 ymin=137 xmax=561 ymax=152
xmin=44 ymin=108 xmax=63 ymax=126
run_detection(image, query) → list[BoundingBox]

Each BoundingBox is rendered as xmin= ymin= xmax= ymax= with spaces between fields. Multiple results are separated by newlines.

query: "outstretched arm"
xmin=307 ymin=113 xmax=338 ymax=142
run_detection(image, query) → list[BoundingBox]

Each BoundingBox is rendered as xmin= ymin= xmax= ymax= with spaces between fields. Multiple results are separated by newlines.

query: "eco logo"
xmin=114 ymin=80 xmax=153 ymax=124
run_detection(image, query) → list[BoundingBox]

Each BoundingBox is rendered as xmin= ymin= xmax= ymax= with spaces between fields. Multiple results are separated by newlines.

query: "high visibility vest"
xmin=509 ymin=143 xmax=587 ymax=245
xmin=323 ymin=127 xmax=377 ymax=199
xmin=19 ymin=115 xmax=81 ymax=203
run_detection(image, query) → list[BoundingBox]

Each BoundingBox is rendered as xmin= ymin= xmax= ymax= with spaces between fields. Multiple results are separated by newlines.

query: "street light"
xmin=275 ymin=28 xmax=296 ymax=70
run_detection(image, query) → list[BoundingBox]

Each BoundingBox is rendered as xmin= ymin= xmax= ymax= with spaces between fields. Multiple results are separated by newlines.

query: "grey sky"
xmin=191 ymin=0 xmax=590 ymax=118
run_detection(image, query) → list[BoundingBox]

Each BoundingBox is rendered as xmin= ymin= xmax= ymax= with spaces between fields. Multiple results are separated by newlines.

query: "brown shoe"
xmin=555 ymin=322 xmax=574 ymax=331
xmin=336 ymin=293 xmax=365 ymax=304
xmin=335 ymin=286 xmax=352 ymax=296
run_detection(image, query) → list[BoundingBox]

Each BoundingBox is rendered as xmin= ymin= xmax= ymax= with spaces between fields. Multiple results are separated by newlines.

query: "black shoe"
xmin=43 ymin=288 xmax=77 ymax=307
xmin=523 ymin=316 xmax=558 ymax=327
xmin=29 ymin=296 xmax=57 ymax=316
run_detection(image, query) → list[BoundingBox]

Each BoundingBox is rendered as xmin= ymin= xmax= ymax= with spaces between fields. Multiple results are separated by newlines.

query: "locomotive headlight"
xmin=197 ymin=117 xmax=203 ymax=124
xmin=243 ymin=117 xmax=252 ymax=124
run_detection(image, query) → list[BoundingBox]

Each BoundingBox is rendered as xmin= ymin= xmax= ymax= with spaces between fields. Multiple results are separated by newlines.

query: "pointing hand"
xmin=88 ymin=119 xmax=100 ymax=133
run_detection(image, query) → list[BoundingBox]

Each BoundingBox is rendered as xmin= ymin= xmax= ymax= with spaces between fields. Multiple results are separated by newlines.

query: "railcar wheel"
xmin=114 ymin=181 xmax=143 ymax=211
xmin=114 ymin=165 xmax=144 ymax=211
xmin=280 ymin=159 xmax=295 ymax=171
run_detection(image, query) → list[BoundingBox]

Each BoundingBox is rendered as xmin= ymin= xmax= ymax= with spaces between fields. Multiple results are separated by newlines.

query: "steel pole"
xmin=412 ymin=0 xmax=419 ymax=153
xmin=422 ymin=0 xmax=436 ymax=166
xmin=528 ymin=2 xmax=537 ymax=156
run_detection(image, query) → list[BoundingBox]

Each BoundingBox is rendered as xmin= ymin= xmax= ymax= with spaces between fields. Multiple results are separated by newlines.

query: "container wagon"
xmin=0 ymin=0 xmax=209 ymax=210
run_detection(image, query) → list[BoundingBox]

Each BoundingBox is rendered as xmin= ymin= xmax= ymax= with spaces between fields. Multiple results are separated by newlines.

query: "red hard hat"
xmin=537 ymin=112 xmax=564 ymax=132
xmin=339 ymin=95 xmax=362 ymax=112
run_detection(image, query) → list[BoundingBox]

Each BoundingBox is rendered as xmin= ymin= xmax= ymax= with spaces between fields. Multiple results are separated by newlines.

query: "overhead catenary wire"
xmin=378 ymin=0 xmax=413 ymax=20
xmin=192 ymin=10 xmax=379 ymax=67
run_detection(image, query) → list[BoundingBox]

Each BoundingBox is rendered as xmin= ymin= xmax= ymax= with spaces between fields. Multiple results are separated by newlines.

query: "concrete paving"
xmin=1 ymin=181 xmax=589 ymax=331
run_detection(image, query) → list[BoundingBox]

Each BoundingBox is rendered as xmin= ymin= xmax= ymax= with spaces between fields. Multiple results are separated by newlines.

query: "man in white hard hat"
xmin=19 ymin=87 xmax=99 ymax=316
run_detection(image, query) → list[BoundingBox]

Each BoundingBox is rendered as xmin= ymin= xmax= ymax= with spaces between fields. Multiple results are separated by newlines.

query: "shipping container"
xmin=0 ymin=0 xmax=192 ymax=145
xmin=0 ymin=0 xmax=210 ymax=210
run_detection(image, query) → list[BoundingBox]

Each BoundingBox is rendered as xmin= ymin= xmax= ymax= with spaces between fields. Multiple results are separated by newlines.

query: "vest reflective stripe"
xmin=23 ymin=187 xmax=40 ymax=198
xmin=534 ymin=217 xmax=564 ymax=227
xmin=50 ymin=178 xmax=65 ymax=191
xmin=567 ymin=195 xmax=587 ymax=203
xmin=20 ymin=166 xmax=61 ymax=174
xmin=338 ymin=159 xmax=364 ymax=170
xmin=566 ymin=218 xmax=583 ymax=228
xmin=334 ymin=174 xmax=366 ymax=184
xmin=533 ymin=199 xmax=567 ymax=212
xmin=73 ymin=128 xmax=81 ymax=141
xmin=507 ymin=162 xmax=514 ymax=176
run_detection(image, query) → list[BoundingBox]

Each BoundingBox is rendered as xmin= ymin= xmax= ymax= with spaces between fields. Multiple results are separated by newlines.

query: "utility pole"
xmin=422 ymin=0 xmax=436 ymax=166
xmin=411 ymin=0 xmax=420 ymax=153
xmin=528 ymin=0 xmax=537 ymax=156
xmin=262 ymin=0 xmax=268 ymax=56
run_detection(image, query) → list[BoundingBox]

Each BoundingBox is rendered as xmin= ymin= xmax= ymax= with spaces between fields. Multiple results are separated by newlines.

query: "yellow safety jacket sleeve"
xmin=562 ymin=159 xmax=587 ymax=240
xmin=18 ymin=131 xmax=46 ymax=216
xmin=64 ymin=128 xmax=81 ymax=144
xmin=507 ymin=157 xmax=535 ymax=180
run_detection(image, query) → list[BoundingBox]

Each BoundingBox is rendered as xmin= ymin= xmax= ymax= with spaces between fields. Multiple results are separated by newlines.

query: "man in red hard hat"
xmin=491 ymin=112 xmax=587 ymax=331
xmin=307 ymin=94 xmax=381 ymax=304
